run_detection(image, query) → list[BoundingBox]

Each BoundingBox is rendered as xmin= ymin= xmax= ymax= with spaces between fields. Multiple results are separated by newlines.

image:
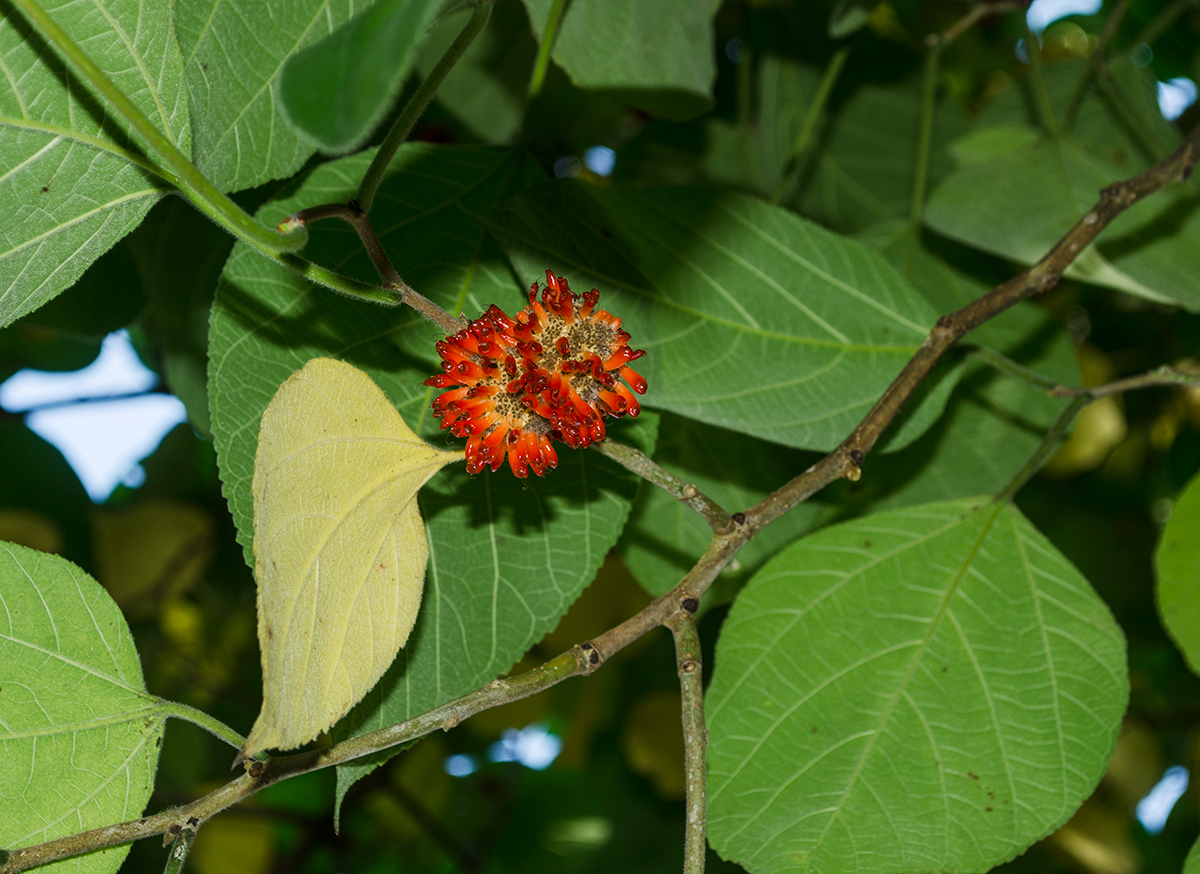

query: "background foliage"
xmin=2 ymin=0 xmax=1200 ymax=873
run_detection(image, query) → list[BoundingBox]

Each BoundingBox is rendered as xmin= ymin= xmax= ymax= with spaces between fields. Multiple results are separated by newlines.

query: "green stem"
xmin=1021 ymin=17 xmax=1059 ymax=140
xmin=12 ymin=0 xmax=307 ymax=255
xmin=1064 ymin=0 xmax=1131 ymax=129
xmin=772 ymin=45 xmax=850 ymax=204
xmin=997 ymin=395 xmax=1088 ymax=502
xmin=966 ymin=346 xmax=1061 ymax=392
xmin=162 ymin=826 xmax=197 ymax=874
xmin=157 ymin=700 xmax=246 ymax=749
xmin=909 ymin=43 xmax=943 ymax=227
xmin=357 ymin=0 xmax=492 ymax=213
xmin=1135 ymin=0 xmax=1198 ymax=48
xmin=528 ymin=0 xmax=569 ymax=99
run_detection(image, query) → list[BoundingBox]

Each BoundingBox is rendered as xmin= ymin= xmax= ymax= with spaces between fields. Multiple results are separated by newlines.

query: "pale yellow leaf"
xmin=242 ymin=358 xmax=461 ymax=758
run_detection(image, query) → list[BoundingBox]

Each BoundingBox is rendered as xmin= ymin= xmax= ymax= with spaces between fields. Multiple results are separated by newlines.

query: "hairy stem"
xmin=157 ymin=701 xmax=245 ymax=750
xmin=672 ymin=613 xmax=707 ymax=874
xmin=288 ymin=202 xmax=468 ymax=333
xmin=6 ymin=118 xmax=1200 ymax=874
xmin=10 ymin=0 xmax=306 ymax=255
xmin=772 ymin=45 xmax=850 ymax=204
xmin=528 ymin=0 xmax=569 ymax=98
xmin=357 ymin=0 xmax=493 ymax=213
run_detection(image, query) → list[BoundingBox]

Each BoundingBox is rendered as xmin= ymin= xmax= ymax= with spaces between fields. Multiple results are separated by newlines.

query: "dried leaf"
xmin=242 ymin=358 xmax=460 ymax=758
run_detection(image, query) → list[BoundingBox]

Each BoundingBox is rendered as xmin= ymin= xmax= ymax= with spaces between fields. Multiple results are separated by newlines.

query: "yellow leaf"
xmin=242 ymin=358 xmax=461 ymax=758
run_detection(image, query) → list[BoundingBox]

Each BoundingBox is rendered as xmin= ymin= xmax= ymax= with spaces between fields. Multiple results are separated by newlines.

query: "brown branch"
xmin=5 ymin=119 xmax=1199 ymax=874
xmin=671 ymin=610 xmax=708 ymax=874
xmin=757 ymin=120 xmax=1200 ymax=520
xmin=590 ymin=438 xmax=733 ymax=532
xmin=286 ymin=201 xmax=468 ymax=335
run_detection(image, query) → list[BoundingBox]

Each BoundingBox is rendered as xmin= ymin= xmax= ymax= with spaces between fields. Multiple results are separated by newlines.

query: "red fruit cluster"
xmin=424 ymin=270 xmax=648 ymax=478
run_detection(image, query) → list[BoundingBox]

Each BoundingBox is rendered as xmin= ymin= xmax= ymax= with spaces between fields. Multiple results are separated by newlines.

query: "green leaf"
xmin=827 ymin=0 xmax=877 ymax=38
xmin=925 ymin=58 xmax=1200 ymax=310
xmin=175 ymin=0 xmax=358 ymax=192
xmin=702 ymin=56 xmax=969 ymax=233
xmin=206 ymin=143 xmax=654 ymax=801
xmin=277 ymin=0 xmax=443 ymax=154
xmin=1187 ymin=835 xmax=1200 ymax=874
xmin=0 ymin=0 xmax=190 ymax=327
xmin=707 ymin=498 xmax=1128 ymax=874
xmin=522 ymin=0 xmax=719 ymax=120
xmin=619 ymin=414 xmax=827 ymax=607
xmin=0 ymin=542 xmax=166 ymax=873
xmin=1156 ymin=469 xmax=1200 ymax=676
xmin=489 ymin=182 xmax=949 ymax=452
xmin=418 ymin=0 xmax=536 ymax=145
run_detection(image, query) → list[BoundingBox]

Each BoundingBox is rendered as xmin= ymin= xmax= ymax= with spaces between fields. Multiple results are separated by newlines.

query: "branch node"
xmin=681 ymin=483 xmax=698 ymax=499
xmin=681 ymin=597 xmax=699 ymax=615
xmin=731 ymin=512 xmax=746 ymax=526
xmin=845 ymin=465 xmax=863 ymax=483
xmin=578 ymin=641 xmax=603 ymax=670
xmin=680 ymin=659 xmax=700 ymax=676
xmin=849 ymin=449 xmax=864 ymax=466
xmin=441 ymin=709 xmax=461 ymax=731
xmin=246 ymin=760 xmax=265 ymax=778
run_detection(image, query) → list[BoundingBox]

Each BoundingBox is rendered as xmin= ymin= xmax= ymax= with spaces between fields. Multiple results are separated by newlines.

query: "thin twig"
xmin=590 ymin=439 xmax=732 ymax=533
xmin=357 ymin=0 xmax=493 ymax=213
xmin=1049 ymin=365 xmax=1200 ymax=398
xmin=285 ymin=201 xmax=468 ymax=334
xmin=672 ymin=611 xmax=707 ymax=874
xmin=5 ymin=118 xmax=1200 ymax=874
xmin=969 ymin=349 xmax=1200 ymax=399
